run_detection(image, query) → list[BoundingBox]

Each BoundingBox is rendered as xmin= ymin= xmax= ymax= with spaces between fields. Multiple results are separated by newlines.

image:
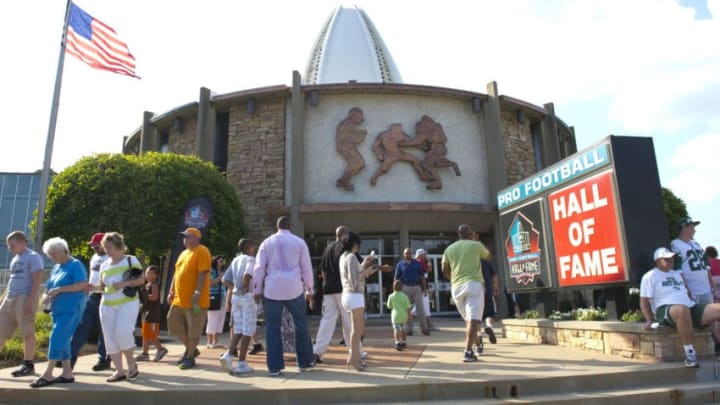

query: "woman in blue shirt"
xmin=30 ymin=237 xmax=88 ymax=388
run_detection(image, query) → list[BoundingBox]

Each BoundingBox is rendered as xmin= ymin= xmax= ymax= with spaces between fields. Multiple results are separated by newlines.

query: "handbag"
xmin=122 ymin=257 xmax=144 ymax=299
xmin=208 ymin=291 xmax=222 ymax=310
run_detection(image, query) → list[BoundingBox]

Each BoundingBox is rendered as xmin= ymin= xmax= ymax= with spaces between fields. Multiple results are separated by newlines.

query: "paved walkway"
xmin=0 ymin=315 xmax=705 ymax=404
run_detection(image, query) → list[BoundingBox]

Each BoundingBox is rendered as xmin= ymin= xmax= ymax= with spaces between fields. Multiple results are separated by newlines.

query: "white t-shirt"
xmin=640 ymin=267 xmax=695 ymax=312
xmin=88 ymin=253 xmax=108 ymax=287
xmin=671 ymin=238 xmax=710 ymax=295
xmin=224 ymin=254 xmax=255 ymax=296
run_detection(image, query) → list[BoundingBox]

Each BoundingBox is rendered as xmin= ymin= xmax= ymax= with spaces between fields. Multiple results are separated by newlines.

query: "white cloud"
xmin=667 ymin=133 xmax=720 ymax=204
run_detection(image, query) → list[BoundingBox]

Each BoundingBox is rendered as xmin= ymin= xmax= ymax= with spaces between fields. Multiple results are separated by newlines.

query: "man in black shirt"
xmin=312 ymin=226 xmax=351 ymax=363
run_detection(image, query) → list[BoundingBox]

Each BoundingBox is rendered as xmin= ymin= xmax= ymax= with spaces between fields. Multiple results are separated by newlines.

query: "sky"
xmin=1 ymin=0 xmax=718 ymax=248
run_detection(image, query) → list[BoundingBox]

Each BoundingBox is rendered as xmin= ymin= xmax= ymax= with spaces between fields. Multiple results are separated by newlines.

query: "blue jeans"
xmin=70 ymin=294 xmax=108 ymax=366
xmin=264 ymin=293 xmax=314 ymax=372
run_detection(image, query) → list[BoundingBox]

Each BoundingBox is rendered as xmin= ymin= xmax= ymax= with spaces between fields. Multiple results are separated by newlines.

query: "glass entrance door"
xmin=427 ymin=254 xmax=455 ymax=314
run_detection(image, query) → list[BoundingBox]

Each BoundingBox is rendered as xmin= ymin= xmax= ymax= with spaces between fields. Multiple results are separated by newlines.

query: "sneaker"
xmin=92 ymin=360 xmax=112 ymax=372
xmin=422 ymin=330 xmax=431 ymax=336
xmin=175 ymin=348 xmax=199 ymax=365
xmin=476 ymin=336 xmax=484 ymax=355
xmin=249 ymin=343 xmax=264 ymax=355
xmin=134 ymin=353 xmax=150 ymax=361
xmin=153 ymin=347 xmax=169 ymax=362
xmin=485 ymin=327 xmax=497 ymax=344
xmin=11 ymin=361 xmax=34 ymax=377
xmin=400 ymin=341 xmax=407 ymax=349
xmin=219 ymin=352 xmax=234 ymax=373
xmin=313 ymin=353 xmax=323 ymax=364
xmin=179 ymin=357 xmax=196 ymax=370
xmin=395 ymin=342 xmax=403 ymax=351
xmin=685 ymin=352 xmax=699 ymax=368
xmin=338 ymin=339 xmax=346 ymax=346
xmin=233 ymin=361 xmax=253 ymax=374
xmin=360 ymin=351 xmax=368 ymax=360
xmin=463 ymin=350 xmax=478 ymax=363
xmin=268 ymin=370 xmax=282 ymax=376
xmin=299 ymin=363 xmax=316 ymax=372
xmin=406 ymin=330 xmax=414 ymax=336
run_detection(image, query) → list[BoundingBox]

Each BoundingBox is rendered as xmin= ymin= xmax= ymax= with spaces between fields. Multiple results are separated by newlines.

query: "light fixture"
xmin=173 ymin=116 xmax=184 ymax=132
xmin=471 ymin=97 xmax=481 ymax=113
xmin=309 ymin=90 xmax=319 ymax=107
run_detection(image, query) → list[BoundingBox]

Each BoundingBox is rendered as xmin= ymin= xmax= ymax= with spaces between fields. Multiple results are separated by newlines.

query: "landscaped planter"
xmin=502 ymin=318 xmax=714 ymax=362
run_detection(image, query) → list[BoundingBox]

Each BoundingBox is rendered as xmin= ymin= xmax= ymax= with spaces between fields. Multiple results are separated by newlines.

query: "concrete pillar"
xmin=399 ymin=228 xmax=409 ymax=253
xmin=482 ymin=82 xmax=508 ymax=196
xmin=139 ymin=111 xmax=155 ymax=153
xmin=289 ymin=71 xmax=306 ymax=235
xmin=196 ymin=87 xmax=216 ymax=162
xmin=541 ymin=103 xmax=561 ymax=166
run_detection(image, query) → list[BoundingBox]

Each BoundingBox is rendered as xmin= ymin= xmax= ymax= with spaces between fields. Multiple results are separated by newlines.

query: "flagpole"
xmin=34 ymin=0 xmax=73 ymax=251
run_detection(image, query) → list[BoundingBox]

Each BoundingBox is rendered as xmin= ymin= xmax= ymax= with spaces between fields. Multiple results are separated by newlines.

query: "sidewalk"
xmin=0 ymin=316 xmax=711 ymax=404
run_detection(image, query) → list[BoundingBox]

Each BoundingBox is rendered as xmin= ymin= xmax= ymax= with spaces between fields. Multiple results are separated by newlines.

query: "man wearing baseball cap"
xmin=640 ymin=247 xmax=720 ymax=367
xmin=670 ymin=217 xmax=720 ymax=357
xmin=167 ymin=227 xmax=211 ymax=370
xmin=68 ymin=233 xmax=111 ymax=371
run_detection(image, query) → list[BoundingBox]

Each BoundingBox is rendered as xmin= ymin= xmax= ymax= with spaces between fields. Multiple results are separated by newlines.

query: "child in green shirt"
xmin=387 ymin=280 xmax=412 ymax=350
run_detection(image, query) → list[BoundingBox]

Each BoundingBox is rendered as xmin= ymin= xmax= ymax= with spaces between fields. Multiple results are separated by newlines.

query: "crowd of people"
xmin=4 ymin=214 xmax=717 ymax=388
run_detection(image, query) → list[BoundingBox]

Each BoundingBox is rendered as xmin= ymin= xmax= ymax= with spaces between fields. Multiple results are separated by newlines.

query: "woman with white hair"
xmin=30 ymin=237 xmax=88 ymax=388
xmin=99 ymin=232 xmax=145 ymax=382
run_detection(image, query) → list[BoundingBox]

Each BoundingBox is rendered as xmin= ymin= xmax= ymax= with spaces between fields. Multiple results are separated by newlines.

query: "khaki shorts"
xmin=0 ymin=294 xmax=37 ymax=340
xmin=167 ymin=305 xmax=207 ymax=339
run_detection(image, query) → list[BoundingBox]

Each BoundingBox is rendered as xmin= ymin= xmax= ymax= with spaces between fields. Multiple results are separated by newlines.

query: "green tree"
xmin=662 ymin=187 xmax=689 ymax=241
xmin=33 ymin=153 xmax=244 ymax=261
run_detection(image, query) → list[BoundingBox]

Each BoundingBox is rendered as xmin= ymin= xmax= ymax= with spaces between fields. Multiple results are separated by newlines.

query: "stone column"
xmin=139 ymin=111 xmax=155 ymax=153
xmin=289 ymin=71 xmax=306 ymax=236
xmin=482 ymin=81 xmax=508 ymax=195
xmin=196 ymin=87 xmax=216 ymax=162
xmin=541 ymin=102 xmax=561 ymax=166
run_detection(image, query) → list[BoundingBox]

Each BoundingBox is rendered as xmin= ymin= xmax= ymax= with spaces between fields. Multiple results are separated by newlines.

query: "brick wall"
xmin=225 ymin=98 xmax=287 ymax=241
xmin=500 ymin=109 xmax=536 ymax=186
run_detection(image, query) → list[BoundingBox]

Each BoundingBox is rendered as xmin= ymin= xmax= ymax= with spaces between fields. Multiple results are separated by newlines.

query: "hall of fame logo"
xmin=505 ymin=212 xmax=543 ymax=285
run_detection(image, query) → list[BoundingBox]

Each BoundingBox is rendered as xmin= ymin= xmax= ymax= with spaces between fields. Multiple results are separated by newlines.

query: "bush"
xmin=518 ymin=310 xmax=540 ymax=319
xmin=620 ymin=309 xmax=646 ymax=323
xmin=0 ymin=312 xmax=53 ymax=364
xmin=547 ymin=308 xmax=607 ymax=321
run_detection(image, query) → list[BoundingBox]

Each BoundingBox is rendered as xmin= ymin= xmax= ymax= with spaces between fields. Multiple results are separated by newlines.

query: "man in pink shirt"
xmin=253 ymin=216 xmax=315 ymax=376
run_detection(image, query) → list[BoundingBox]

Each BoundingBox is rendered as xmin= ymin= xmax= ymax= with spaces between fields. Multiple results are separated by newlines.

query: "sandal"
xmin=52 ymin=376 xmax=75 ymax=384
xmin=128 ymin=365 xmax=139 ymax=379
xmin=106 ymin=373 xmax=127 ymax=382
xmin=30 ymin=377 xmax=54 ymax=388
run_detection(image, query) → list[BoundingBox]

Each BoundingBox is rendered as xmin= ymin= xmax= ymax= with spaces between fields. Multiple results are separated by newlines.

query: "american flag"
xmin=66 ymin=2 xmax=139 ymax=78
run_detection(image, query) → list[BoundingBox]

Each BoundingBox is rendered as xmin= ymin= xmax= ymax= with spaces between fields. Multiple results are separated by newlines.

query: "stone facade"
xmin=168 ymin=116 xmax=199 ymax=156
xmin=499 ymin=109 xmax=535 ymax=185
xmin=504 ymin=319 xmax=715 ymax=362
xmin=225 ymin=98 xmax=287 ymax=241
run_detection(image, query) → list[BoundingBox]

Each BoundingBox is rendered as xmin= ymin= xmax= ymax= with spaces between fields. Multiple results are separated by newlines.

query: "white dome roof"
xmin=304 ymin=5 xmax=402 ymax=85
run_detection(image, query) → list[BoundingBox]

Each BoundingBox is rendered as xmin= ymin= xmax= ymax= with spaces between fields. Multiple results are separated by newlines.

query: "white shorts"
xmin=451 ymin=281 xmax=484 ymax=321
xmin=231 ymin=294 xmax=257 ymax=336
xmin=411 ymin=294 xmax=431 ymax=317
xmin=341 ymin=292 xmax=364 ymax=311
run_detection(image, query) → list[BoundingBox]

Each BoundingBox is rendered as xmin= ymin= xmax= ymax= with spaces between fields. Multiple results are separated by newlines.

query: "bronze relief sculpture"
xmin=334 ymin=109 xmax=461 ymax=191
xmin=335 ymin=107 xmax=368 ymax=191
